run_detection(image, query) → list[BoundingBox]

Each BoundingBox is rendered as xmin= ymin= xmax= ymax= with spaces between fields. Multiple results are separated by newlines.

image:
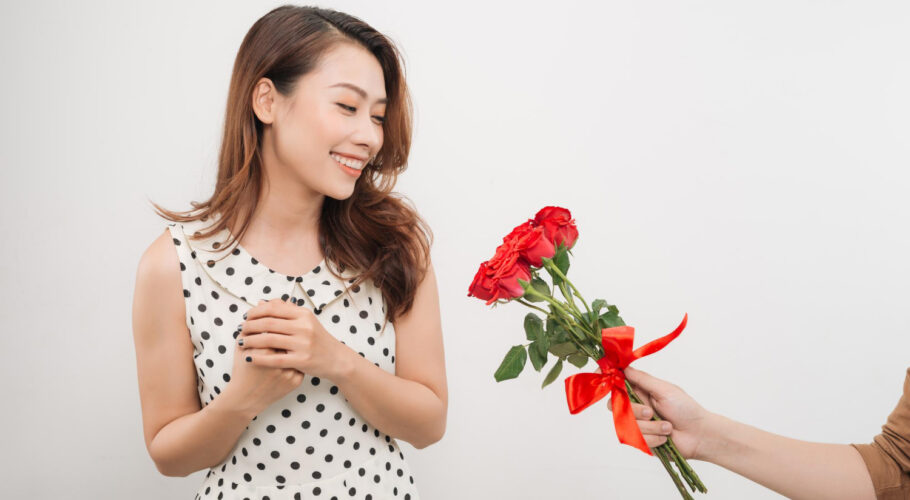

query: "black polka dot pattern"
xmin=167 ymin=216 xmax=415 ymax=499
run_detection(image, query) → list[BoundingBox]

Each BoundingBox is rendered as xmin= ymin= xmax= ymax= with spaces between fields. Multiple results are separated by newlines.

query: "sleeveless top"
xmin=166 ymin=213 xmax=419 ymax=500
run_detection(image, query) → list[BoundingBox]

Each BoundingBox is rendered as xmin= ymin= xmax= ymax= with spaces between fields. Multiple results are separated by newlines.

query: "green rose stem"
xmin=514 ymin=298 xmax=551 ymax=316
xmin=655 ymin=445 xmax=695 ymax=500
xmin=514 ymin=298 xmax=602 ymax=358
xmin=542 ymin=260 xmax=596 ymax=328
xmin=627 ymin=381 xmax=707 ymax=495
xmin=521 ymin=285 xmax=602 ymax=346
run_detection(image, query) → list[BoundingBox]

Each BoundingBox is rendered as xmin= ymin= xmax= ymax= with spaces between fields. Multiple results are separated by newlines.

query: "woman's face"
xmin=258 ymin=42 xmax=387 ymax=201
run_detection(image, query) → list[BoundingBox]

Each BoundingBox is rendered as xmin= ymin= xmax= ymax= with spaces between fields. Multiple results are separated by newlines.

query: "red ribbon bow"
xmin=564 ymin=314 xmax=688 ymax=455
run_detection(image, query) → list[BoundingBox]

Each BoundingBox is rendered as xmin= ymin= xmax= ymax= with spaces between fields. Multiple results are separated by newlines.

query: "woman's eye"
xmin=337 ymin=103 xmax=384 ymax=124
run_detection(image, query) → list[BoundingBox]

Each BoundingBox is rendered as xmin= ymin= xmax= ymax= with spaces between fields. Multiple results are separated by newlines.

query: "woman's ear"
xmin=251 ymin=78 xmax=278 ymax=124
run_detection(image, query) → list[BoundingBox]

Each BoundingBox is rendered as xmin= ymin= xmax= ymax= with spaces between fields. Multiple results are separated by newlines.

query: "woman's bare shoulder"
xmin=134 ymin=228 xmax=186 ymax=323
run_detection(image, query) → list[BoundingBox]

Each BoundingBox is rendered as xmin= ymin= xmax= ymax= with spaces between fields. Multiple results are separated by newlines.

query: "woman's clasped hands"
xmin=224 ymin=298 xmax=351 ymax=416
xmin=237 ymin=298 xmax=350 ymax=378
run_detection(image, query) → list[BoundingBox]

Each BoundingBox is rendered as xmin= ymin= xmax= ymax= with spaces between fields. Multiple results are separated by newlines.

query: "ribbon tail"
xmin=611 ymin=386 xmax=653 ymax=456
xmin=631 ymin=313 xmax=688 ymax=361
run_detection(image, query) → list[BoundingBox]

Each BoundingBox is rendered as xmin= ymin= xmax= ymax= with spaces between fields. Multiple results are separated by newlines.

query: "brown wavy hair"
xmin=151 ymin=5 xmax=431 ymax=323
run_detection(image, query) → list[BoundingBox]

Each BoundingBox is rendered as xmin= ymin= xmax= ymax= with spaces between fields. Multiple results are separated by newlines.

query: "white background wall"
xmin=2 ymin=1 xmax=908 ymax=498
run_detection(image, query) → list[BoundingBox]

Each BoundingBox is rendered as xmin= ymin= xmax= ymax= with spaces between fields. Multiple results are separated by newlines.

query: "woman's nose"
xmin=353 ymin=116 xmax=381 ymax=152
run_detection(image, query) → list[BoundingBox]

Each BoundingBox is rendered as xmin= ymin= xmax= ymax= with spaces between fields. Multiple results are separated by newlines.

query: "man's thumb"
xmin=624 ymin=366 xmax=667 ymax=394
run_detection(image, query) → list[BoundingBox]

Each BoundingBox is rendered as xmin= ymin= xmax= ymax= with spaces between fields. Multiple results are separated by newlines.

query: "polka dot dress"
xmin=167 ymin=214 xmax=419 ymax=500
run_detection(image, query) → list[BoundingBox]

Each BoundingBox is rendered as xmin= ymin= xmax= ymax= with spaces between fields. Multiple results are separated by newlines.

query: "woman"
xmin=610 ymin=366 xmax=909 ymax=499
xmin=131 ymin=6 xmax=447 ymax=499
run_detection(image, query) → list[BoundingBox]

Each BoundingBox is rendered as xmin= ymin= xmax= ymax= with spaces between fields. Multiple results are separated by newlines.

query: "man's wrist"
xmin=694 ymin=411 xmax=729 ymax=463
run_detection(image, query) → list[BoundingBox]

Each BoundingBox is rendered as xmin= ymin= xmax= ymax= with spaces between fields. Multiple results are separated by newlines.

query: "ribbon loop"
xmin=564 ymin=313 xmax=688 ymax=455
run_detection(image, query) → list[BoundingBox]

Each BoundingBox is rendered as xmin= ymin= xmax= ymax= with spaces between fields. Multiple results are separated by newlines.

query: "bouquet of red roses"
xmin=468 ymin=206 xmax=707 ymax=499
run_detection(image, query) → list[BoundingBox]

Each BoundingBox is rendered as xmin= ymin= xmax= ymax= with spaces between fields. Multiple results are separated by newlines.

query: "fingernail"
xmin=245 ymin=356 xmax=252 ymax=362
xmin=238 ymin=338 xmax=244 ymax=346
xmin=662 ymin=422 xmax=671 ymax=432
xmin=643 ymin=408 xmax=652 ymax=418
xmin=242 ymin=312 xmax=248 ymax=320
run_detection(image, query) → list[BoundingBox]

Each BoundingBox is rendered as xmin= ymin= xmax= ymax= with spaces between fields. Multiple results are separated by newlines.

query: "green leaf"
xmin=581 ymin=310 xmax=599 ymax=328
xmin=548 ymin=341 xmax=577 ymax=357
xmin=567 ymin=352 xmax=589 ymax=368
xmin=531 ymin=276 xmax=551 ymax=297
xmin=524 ymin=313 xmax=544 ymax=342
xmin=555 ymin=246 xmax=570 ymax=275
xmin=599 ymin=304 xmax=626 ymax=328
xmin=553 ymin=243 xmax=567 ymax=260
xmin=570 ymin=327 xmax=588 ymax=342
xmin=528 ymin=341 xmax=546 ymax=371
xmin=494 ymin=345 xmax=528 ymax=382
xmin=542 ymin=359 xmax=564 ymax=388
xmin=541 ymin=256 xmax=562 ymax=287
xmin=546 ymin=316 xmax=557 ymax=335
xmin=536 ymin=326 xmax=550 ymax=356
xmin=552 ymin=326 xmax=570 ymax=344
xmin=546 ymin=318 xmax=570 ymax=344
xmin=522 ymin=279 xmax=545 ymax=302
xmin=591 ymin=299 xmax=607 ymax=315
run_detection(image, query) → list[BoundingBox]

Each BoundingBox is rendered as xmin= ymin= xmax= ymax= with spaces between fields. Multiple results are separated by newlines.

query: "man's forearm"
xmin=698 ymin=413 xmax=876 ymax=500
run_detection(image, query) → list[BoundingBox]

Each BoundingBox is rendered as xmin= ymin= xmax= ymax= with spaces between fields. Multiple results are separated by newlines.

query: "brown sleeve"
xmin=851 ymin=367 xmax=910 ymax=500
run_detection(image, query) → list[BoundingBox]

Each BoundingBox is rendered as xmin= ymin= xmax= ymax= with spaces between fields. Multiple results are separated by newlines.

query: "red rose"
xmin=467 ymin=261 xmax=498 ymax=303
xmin=499 ymin=219 xmax=555 ymax=268
xmin=487 ymin=238 xmax=531 ymax=296
xmin=468 ymin=239 xmax=532 ymax=305
xmin=515 ymin=225 xmax=556 ymax=267
xmin=503 ymin=219 xmax=534 ymax=244
xmin=492 ymin=259 xmax=531 ymax=302
xmin=534 ymin=206 xmax=579 ymax=250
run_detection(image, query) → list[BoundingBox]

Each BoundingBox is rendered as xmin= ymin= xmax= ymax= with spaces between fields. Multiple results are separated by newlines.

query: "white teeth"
xmin=330 ymin=153 xmax=364 ymax=170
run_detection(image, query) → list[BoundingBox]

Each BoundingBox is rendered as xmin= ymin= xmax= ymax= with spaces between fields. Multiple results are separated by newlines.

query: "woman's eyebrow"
xmin=328 ymin=82 xmax=388 ymax=104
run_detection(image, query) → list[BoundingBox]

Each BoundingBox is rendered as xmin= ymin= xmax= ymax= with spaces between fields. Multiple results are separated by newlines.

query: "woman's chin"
xmin=324 ymin=185 xmax=357 ymax=201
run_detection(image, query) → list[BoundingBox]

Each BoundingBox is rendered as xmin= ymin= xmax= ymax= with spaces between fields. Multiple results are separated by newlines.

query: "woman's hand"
xmin=221 ymin=340 xmax=304 ymax=419
xmin=237 ymin=298 xmax=351 ymax=381
xmin=606 ymin=366 xmax=712 ymax=460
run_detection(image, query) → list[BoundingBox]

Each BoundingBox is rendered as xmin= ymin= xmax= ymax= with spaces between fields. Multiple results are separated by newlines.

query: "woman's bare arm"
xmin=132 ymin=230 xmax=256 ymax=476
xmin=330 ymin=261 xmax=448 ymax=449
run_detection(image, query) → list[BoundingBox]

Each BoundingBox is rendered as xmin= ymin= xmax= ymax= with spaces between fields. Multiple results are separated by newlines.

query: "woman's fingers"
xmin=245 ymin=298 xmax=301 ymax=322
xmin=240 ymin=317 xmax=292 ymax=337
xmin=245 ymin=350 xmax=293 ymax=368
xmin=239 ymin=332 xmax=295 ymax=351
xmin=239 ymin=347 xmax=284 ymax=362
